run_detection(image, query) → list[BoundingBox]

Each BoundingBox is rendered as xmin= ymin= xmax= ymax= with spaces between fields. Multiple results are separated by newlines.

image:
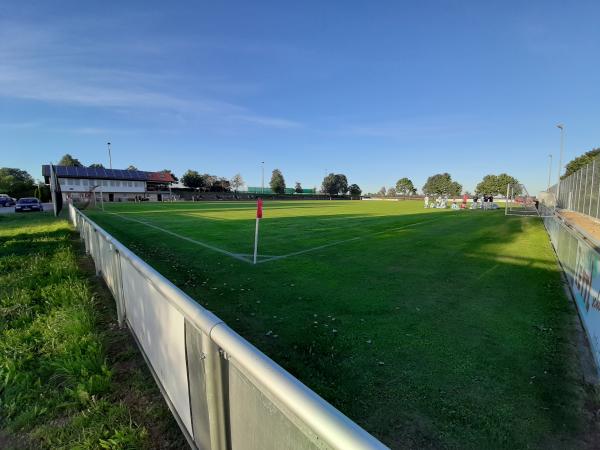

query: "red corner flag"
xmin=256 ymin=198 xmax=263 ymax=219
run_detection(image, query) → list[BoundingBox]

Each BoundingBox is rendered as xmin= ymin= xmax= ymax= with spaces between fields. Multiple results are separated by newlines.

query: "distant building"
xmin=42 ymin=165 xmax=176 ymax=202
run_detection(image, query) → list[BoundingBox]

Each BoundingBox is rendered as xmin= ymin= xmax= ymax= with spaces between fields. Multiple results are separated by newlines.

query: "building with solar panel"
xmin=42 ymin=165 xmax=176 ymax=202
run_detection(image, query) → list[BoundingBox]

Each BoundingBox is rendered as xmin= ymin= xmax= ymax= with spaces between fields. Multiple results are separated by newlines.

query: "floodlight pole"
xmin=556 ymin=124 xmax=564 ymax=205
xmin=547 ymin=154 xmax=552 ymax=190
xmin=107 ymin=142 xmax=112 ymax=169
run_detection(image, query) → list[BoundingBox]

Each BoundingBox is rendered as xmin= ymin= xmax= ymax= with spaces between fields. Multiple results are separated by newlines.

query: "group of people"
xmin=424 ymin=194 xmax=498 ymax=210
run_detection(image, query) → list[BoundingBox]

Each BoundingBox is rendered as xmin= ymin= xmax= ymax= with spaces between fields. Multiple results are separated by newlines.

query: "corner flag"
xmin=257 ymin=198 xmax=263 ymax=218
xmin=253 ymin=198 xmax=263 ymax=264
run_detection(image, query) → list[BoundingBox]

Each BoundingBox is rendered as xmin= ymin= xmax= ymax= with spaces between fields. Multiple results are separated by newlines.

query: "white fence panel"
xmin=119 ymin=255 xmax=193 ymax=436
xmin=543 ymin=215 xmax=600 ymax=370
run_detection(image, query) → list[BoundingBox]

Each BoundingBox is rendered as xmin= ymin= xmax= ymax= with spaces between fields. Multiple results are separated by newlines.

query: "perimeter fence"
xmin=68 ymin=204 xmax=387 ymax=450
xmin=549 ymin=154 xmax=600 ymax=219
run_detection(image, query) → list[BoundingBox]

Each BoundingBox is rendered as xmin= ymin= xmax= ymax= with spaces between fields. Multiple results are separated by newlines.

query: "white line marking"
xmin=109 ymin=213 xmax=443 ymax=265
xmin=110 ymin=213 xmax=253 ymax=263
xmin=257 ymin=218 xmax=442 ymax=264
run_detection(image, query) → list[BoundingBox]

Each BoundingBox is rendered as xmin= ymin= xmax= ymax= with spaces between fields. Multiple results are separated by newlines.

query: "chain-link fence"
xmin=551 ymin=154 xmax=600 ymax=219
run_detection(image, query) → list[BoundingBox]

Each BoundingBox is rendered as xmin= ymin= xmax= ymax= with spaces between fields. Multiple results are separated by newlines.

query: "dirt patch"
xmin=559 ymin=210 xmax=600 ymax=244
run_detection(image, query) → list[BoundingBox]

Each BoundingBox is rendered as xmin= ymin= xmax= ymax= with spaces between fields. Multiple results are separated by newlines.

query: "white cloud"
xmin=0 ymin=19 xmax=302 ymax=130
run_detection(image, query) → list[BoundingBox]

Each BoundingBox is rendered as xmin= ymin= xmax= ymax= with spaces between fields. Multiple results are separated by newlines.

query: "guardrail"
xmin=68 ymin=204 xmax=388 ymax=450
xmin=541 ymin=208 xmax=600 ymax=372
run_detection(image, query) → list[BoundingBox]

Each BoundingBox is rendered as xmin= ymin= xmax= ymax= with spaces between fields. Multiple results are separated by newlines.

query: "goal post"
xmin=505 ymin=183 xmax=556 ymax=218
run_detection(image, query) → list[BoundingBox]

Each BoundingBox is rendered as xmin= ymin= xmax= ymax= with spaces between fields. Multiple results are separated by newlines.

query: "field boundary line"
xmin=108 ymin=212 xmax=443 ymax=265
xmin=258 ymin=217 xmax=442 ymax=264
xmin=109 ymin=213 xmax=253 ymax=263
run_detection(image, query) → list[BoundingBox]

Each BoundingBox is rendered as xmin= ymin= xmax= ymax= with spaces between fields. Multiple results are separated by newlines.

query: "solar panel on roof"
xmin=66 ymin=166 xmax=75 ymax=176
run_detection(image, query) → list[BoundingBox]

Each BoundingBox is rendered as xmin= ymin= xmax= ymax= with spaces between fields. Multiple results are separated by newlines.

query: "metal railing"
xmin=541 ymin=208 xmax=600 ymax=372
xmin=68 ymin=204 xmax=388 ymax=450
xmin=550 ymin=153 xmax=600 ymax=218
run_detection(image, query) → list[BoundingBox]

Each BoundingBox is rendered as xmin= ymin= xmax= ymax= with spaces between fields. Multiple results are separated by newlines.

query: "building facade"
xmin=42 ymin=165 xmax=175 ymax=202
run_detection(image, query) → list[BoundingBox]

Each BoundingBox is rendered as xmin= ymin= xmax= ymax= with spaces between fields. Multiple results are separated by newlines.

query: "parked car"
xmin=0 ymin=194 xmax=16 ymax=207
xmin=15 ymin=197 xmax=43 ymax=212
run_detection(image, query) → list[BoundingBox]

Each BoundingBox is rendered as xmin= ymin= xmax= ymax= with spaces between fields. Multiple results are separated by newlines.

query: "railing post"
xmin=203 ymin=337 xmax=228 ymax=450
xmin=113 ymin=249 xmax=126 ymax=327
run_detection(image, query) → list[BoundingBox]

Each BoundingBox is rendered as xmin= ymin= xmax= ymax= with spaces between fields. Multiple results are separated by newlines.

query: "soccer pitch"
xmin=85 ymin=200 xmax=588 ymax=448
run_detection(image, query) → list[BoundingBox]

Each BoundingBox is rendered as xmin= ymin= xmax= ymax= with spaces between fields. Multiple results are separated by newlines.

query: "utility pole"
xmin=556 ymin=124 xmax=564 ymax=202
xmin=107 ymin=142 xmax=112 ymax=169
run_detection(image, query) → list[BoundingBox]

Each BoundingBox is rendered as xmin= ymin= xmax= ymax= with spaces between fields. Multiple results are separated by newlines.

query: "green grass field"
xmin=85 ymin=199 xmax=594 ymax=449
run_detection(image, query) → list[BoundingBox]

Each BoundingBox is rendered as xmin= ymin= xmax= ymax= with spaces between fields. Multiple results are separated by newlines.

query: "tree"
xmin=270 ymin=169 xmax=286 ymax=194
xmin=396 ymin=178 xmax=415 ymax=196
xmin=422 ymin=173 xmax=462 ymax=196
xmin=201 ymin=174 xmax=217 ymax=191
xmin=126 ymin=165 xmax=138 ymax=171
xmin=295 ymin=182 xmax=303 ymax=193
xmin=387 ymin=187 xmax=397 ymax=197
xmin=0 ymin=168 xmax=36 ymax=198
xmin=348 ymin=184 xmax=362 ymax=196
xmin=564 ymin=148 xmax=600 ymax=179
xmin=212 ymin=177 xmax=231 ymax=192
xmin=476 ymin=173 xmax=520 ymax=196
xmin=231 ymin=173 xmax=244 ymax=193
xmin=321 ymin=173 xmax=349 ymax=195
xmin=89 ymin=163 xmax=104 ymax=168
xmin=378 ymin=186 xmax=387 ymax=196
xmin=336 ymin=174 xmax=348 ymax=195
xmin=35 ymin=182 xmax=51 ymax=202
xmin=58 ymin=154 xmax=83 ymax=167
xmin=181 ymin=170 xmax=204 ymax=190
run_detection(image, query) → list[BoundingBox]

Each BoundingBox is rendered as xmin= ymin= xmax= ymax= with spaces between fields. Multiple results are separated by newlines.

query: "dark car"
xmin=15 ymin=197 xmax=43 ymax=212
xmin=0 ymin=195 xmax=16 ymax=207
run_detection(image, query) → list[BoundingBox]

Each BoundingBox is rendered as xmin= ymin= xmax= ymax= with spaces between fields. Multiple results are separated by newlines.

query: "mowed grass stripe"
xmin=110 ymin=212 xmax=253 ymax=263
xmin=84 ymin=200 xmax=593 ymax=449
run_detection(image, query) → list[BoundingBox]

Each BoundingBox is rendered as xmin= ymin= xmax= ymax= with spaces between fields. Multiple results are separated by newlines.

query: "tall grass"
xmin=0 ymin=214 xmax=177 ymax=449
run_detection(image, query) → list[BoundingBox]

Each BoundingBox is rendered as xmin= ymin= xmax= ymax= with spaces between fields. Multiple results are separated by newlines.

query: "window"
xmin=82 ymin=179 xmax=88 ymax=187
xmin=102 ymin=180 xmax=108 ymax=186
xmin=110 ymin=180 xmax=115 ymax=187
xmin=72 ymin=179 xmax=80 ymax=186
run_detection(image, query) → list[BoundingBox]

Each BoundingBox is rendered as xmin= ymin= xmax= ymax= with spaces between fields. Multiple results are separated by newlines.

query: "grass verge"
xmin=0 ymin=213 xmax=185 ymax=449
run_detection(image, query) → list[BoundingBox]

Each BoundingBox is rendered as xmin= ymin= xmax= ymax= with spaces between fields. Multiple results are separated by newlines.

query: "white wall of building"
xmin=59 ymin=178 xmax=146 ymax=193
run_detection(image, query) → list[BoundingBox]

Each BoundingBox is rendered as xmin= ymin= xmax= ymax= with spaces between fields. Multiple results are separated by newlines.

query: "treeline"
xmin=0 ymin=168 xmax=50 ymax=201
xmin=373 ymin=172 xmax=520 ymax=197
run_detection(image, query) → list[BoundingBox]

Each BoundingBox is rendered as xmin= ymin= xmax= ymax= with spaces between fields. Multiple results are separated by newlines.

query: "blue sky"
xmin=1 ymin=1 xmax=599 ymax=194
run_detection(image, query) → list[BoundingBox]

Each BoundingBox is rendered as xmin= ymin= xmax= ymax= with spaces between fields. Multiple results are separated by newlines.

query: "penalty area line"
xmin=109 ymin=213 xmax=254 ymax=264
xmin=257 ymin=217 xmax=442 ymax=264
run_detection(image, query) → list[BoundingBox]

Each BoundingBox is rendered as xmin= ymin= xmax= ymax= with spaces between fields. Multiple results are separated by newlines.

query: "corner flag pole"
xmin=253 ymin=198 xmax=263 ymax=264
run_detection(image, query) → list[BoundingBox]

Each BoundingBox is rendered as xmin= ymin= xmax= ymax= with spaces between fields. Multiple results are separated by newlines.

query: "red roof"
xmin=148 ymin=171 xmax=176 ymax=183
